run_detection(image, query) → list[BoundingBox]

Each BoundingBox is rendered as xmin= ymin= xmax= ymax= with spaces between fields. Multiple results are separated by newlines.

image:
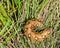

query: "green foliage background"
xmin=0 ymin=0 xmax=60 ymax=48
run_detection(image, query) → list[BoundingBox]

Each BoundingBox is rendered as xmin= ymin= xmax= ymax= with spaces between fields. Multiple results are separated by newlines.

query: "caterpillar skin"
xmin=24 ymin=19 xmax=52 ymax=42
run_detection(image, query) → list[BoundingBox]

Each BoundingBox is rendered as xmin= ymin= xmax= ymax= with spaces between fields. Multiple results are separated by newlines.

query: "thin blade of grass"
xmin=36 ymin=0 xmax=48 ymax=17
xmin=0 ymin=2 xmax=12 ymax=22
xmin=2 ymin=23 xmax=14 ymax=38
xmin=2 ymin=27 xmax=21 ymax=44
xmin=7 ymin=0 xmax=10 ymax=12
xmin=0 ymin=21 xmax=10 ymax=35
xmin=0 ymin=14 xmax=6 ymax=25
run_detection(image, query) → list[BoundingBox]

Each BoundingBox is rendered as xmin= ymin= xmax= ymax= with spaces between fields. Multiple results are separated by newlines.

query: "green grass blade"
xmin=7 ymin=0 xmax=10 ymax=12
xmin=0 ymin=14 xmax=6 ymax=25
xmin=2 ymin=23 xmax=14 ymax=38
xmin=0 ymin=2 xmax=7 ymax=17
xmin=0 ymin=21 xmax=10 ymax=35
xmin=0 ymin=2 xmax=12 ymax=22
xmin=36 ymin=0 xmax=48 ymax=16
xmin=2 ymin=27 xmax=21 ymax=44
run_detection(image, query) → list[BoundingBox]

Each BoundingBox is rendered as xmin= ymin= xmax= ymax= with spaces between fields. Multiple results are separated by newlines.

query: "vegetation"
xmin=0 ymin=0 xmax=60 ymax=48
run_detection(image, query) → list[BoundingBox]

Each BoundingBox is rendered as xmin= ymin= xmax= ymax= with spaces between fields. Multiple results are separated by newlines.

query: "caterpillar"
xmin=24 ymin=19 xmax=52 ymax=42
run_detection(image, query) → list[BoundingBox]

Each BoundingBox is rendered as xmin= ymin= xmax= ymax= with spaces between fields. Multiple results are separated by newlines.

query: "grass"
xmin=0 ymin=0 xmax=60 ymax=48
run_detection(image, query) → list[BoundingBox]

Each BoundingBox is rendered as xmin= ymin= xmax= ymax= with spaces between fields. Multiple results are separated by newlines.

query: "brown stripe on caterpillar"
xmin=24 ymin=19 xmax=52 ymax=42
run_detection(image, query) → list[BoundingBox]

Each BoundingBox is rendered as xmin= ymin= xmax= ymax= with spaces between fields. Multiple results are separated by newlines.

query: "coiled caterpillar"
xmin=24 ymin=19 xmax=52 ymax=42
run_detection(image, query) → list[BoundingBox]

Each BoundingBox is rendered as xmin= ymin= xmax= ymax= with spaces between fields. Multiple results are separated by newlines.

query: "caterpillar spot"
xmin=35 ymin=36 xmax=38 ymax=40
xmin=28 ymin=34 xmax=31 ymax=37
